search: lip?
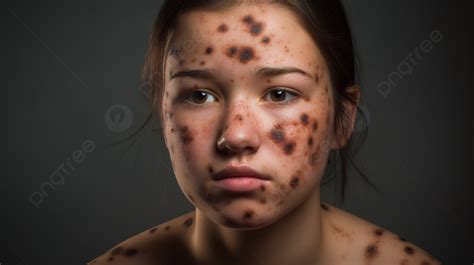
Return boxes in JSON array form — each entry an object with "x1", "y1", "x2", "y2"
[{"x1": 211, "y1": 165, "x2": 271, "y2": 192}]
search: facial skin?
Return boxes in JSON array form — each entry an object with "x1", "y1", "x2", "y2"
[{"x1": 162, "y1": 4, "x2": 338, "y2": 230}]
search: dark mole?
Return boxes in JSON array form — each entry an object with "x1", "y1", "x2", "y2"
[
  {"x1": 111, "y1": 246, "x2": 123, "y2": 255},
  {"x1": 183, "y1": 217, "x2": 193, "y2": 227},
  {"x1": 365, "y1": 244, "x2": 378, "y2": 259},
  {"x1": 260, "y1": 185, "x2": 266, "y2": 191},
  {"x1": 300, "y1": 114, "x2": 309, "y2": 125},
  {"x1": 312, "y1": 121, "x2": 318, "y2": 132},
  {"x1": 308, "y1": 137, "x2": 313, "y2": 146},
  {"x1": 205, "y1": 47, "x2": 213, "y2": 54},
  {"x1": 226, "y1": 46, "x2": 238, "y2": 58},
  {"x1": 261, "y1": 36, "x2": 270, "y2": 44},
  {"x1": 179, "y1": 126, "x2": 193, "y2": 144},
  {"x1": 243, "y1": 210, "x2": 254, "y2": 220},
  {"x1": 208, "y1": 165, "x2": 214, "y2": 173},
  {"x1": 239, "y1": 47, "x2": 255, "y2": 63},
  {"x1": 321, "y1": 203, "x2": 329, "y2": 211},
  {"x1": 149, "y1": 227, "x2": 157, "y2": 233},
  {"x1": 270, "y1": 129, "x2": 285, "y2": 143},
  {"x1": 124, "y1": 248, "x2": 138, "y2": 257},
  {"x1": 290, "y1": 176, "x2": 300, "y2": 188},
  {"x1": 284, "y1": 142, "x2": 296, "y2": 155},
  {"x1": 404, "y1": 246, "x2": 415, "y2": 255},
  {"x1": 236, "y1": 114, "x2": 244, "y2": 121},
  {"x1": 200, "y1": 61, "x2": 206, "y2": 66},
  {"x1": 243, "y1": 15, "x2": 254, "y2": 24},
  {"x1": 217, "y1": 24, "x2": 228, "y2": 33},
  {"x1": 250, "y1": 23, "x2": 263, "y2": 36},
  {"x1": 374, "y1": 229, "x2": 384, "y2": 236},
  {"x1": 165, "y1": 225, "x2": 170, "y2": 231}
]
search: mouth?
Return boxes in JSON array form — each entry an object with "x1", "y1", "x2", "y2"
[{"x1": 211, "y1": 165, "x2": 271, "y2": 193}]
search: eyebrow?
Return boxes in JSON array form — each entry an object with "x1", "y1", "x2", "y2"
[{"x1": 169, "y1": 66, "x2": 312, "y2": 81}]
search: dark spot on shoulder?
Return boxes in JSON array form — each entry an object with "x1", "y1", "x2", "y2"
[
  {"x1": 404, "y1": 246, "x2": 415, "y2": 255},
  {"x1": 321, "y1": 203, "x2": 329, "y2": 211},
  {"x1": 183, "y1": 217, "x2": 193, "y2": 227},
  {"x1": 217, "y1": 24, "x2": 228, "y2": 33},
  {"x1": 205, "y1": 47, "x2": 213, "y2": 54},
  {"x1": 111, "y1": 246, "x2": 123, "y2": 255},
  {"x1": 239, "y1": 47, "x2": 255, "y2": 63},
  {"x1": 300, "y1": 113, "x2": 309, "y2": 125},
  {"x1": 149, "y1": 227, "x2": 157, "y2": 233},
  {"x1": 124, "y1": 248, "x2": 138, "y2": 257},
  {"x1": 290, "y1": 175, "x2": 300, "y2": 188},
  {"x1": 374, "y1": 228, "x2": 384, "y2": 236},
  {"x1": 243, "y1": 210, "x2": 254, "y2": 220},
  {"x1": 365, "y1": 244, "x2": 378, "y2": 259}
]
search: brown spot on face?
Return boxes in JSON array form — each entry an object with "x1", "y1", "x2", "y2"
[
  {"x1": 111, "y1": 246, "x2": 123, "y2": 255},
  {"x1": 149, "y1": 227, "x2": 157, "y2": 233},
  {"x1": 289, "y1": 175, "x2": 300, "y2": 188},
  {"x1": 308, "y1": 137, "x2": 313, "y2": 146},
  {"x1": 243, "y1": 210, "x2": 254, "y2": 220},
  {"x1": 365, "y1": 244, "x2": 378, "y2": 259},
  {"x1": 230, "y1": 79, "x2": 234, "y2": 83},
  {"x1": 315, "y1": 73, "x2": 320, "y2": 84},
  {"x1": 200, "y1": 61, "x2": 206, "y2": 66},
  {"x1": 242, "y1": 15, "x2": 254, "y2": 24},
  {"x1": 374, "y1": 228, "x2": 384, "y2": 236},
  {"x1": 239, "y1": 47, "x2": 255, "y2": 63},
  {"x1": 205, "y1": 47, "x2": 213, "y2": 54},
  {"x1": 404, "y1": 246, "x2": 415, "y2": 255},
  {"x1": 266, "y1": 79, "x2": 272, "y2": 83},
  {"x1": 179, "y1": 126, "x2": 193, "y2": 144},
  {"x1": 321, "y1": 203, "x2": 329, "y2": 211},
  {"x1": 270, "y1": 129, "x2": 285, "y2": 143},
  {"x1": 235, "y1": 114, "x2": 244, "y2": 121},
  {"x1": 324, "y1": 85, "x2": 329, "y2": 93},
  {"x1": 124, "y1": 248, "x2": 138, "y2": 257},
  {"x1": 260, "y1": 185, "x2": 266, "y2": 191},
  {"x1": 217, "y1": 24, "x2": 228, "y2": 33},
  {"x1": 300, "y1": 114, "x2": 309, "y2": 125},
  {"x1": 183, "y1": 217, "x2": 193, "y2": 227},
  {"x1": 250, "y1": 22, "x2": 263, "y2": 36},
  {"x1": 261, "y1": 36, "x2": 270, "y2": 44},
  {"x1": 312, "y1": 121, "x2": 318, "y2": 132},
  {"x1": 226, "y1": 46, "x2": 238, "y2": 58},
  {"x1": 284, "y1": 142, "x2": 295, "y2": 155},
  {"x1": 208, "y1": 165, "x2": 214, "y2": 173},
  {"x1": 259, "y1": 198, "x2": 267, "y2": 204}
]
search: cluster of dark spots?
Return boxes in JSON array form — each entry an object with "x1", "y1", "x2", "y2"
[
  {"x1": 205, "y1": 47, "x2": 214, "y2": 55},
  {"x1": 111, "y1": 246, "x2": 123, "y2": 255},
  {"x1": 242, "y1": 15, "x2": 264, "y2": 37},
  {"x1": 300, "y1": 113, "x2": 309, "y2": 125},
  {"x1": 269, "y1": 125, "x2": 297, "y2": 155},
  {"x1": 365, "y1": 244, "x2": 378, "y2": 259},
  {"x1": 183, "y1": 217, "x2": 193, "y2": 227},
  {"x1": 308, "y1": 137, "x2": 313, "y2": 146},
  {"x1": 242, "y1": 15, "x2": 254, "y2": 24},
  {"x1": 404, "y1": 246, "x2": 415, "y2": 255},
  {"x1": 217, "y1": 24, "x2": 229, "y2": 33},
  {"x1": 374, "y1": 228, "x2": 384, "y2": 236},
  {"x1": 179, "y1": 126, "x2": 193, "y2": 144},
  {"x1": 243, "y1": 210, "x2": 254, "y2": 220},
  {"x1": 261, "y1": 36, "x2": 270, "y2": 44},
  {"x1": 124, "y1": 248, "x2": 138, "y2": 257},
  {"x1": 321, "y1": 203, "x2": 329, "y2": 211},
  {"x1": 270, "y1": 128, "x2": 285, "y2": 143},
  {"x1": 208, "y1": 165, "x2": 214, "y2": 173},
  {"x1": 289, "y1": 175, "x2": 300, "y2": 189},
  {"x1": 149, "y1": 227, "x2": 157, "y2": 233}
]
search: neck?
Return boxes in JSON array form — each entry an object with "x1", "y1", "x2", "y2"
[{"x1": 190, "y1": 189, "x2": 328, "y2": 265}]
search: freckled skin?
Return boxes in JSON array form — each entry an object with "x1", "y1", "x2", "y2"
[
  {"x1": 300, "y1": 113, "x2": 309, "y2": 125},
  {"x1": 365, "y1": 244, "x2": 378, "y2": 259}
]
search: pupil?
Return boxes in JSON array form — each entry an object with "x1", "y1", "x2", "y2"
[
  {"x1": 192, "y1": 91, "x2": 207, "y2": 103},
  {"x1": 271, "y1": 90, "x2": 285, "y2": 101}
]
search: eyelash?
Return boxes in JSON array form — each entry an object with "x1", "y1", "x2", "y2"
[{"x1": 181, "y1": 87, "x2": 299, "y2": 105}]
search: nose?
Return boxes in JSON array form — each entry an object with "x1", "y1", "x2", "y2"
[{"x1": 216, "y1": 100, "x2": 261, "y2": 156}]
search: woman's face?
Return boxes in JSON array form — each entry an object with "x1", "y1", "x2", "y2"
[{"x1": 162, "y1": 4, "x2": 337, "y2": 229}]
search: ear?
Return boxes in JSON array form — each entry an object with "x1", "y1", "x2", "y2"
[{"x1": 330, "y1": 85, "x2": 361, "y2": 150}]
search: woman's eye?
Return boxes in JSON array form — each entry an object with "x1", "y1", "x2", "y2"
[
  {"x1": 264, "y1": 88, "x2": 297, "y2": 103},
  {"x1": 185, "y1": 90, "x2": 217, "y2": 105}
]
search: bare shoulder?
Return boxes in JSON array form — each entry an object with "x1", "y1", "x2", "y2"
[
  {"x1": 321, "y1": 203, "x2": 442, "y2": 265},
  {"x1": 87, "y1": 211, "x2": 196, "y2": 265}
]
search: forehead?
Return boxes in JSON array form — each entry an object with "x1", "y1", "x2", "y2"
[{"x1": 167, "y1": 4, "x2": 324, "y2": 72}]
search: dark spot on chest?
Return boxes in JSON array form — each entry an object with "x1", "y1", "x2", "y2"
[
  {"x1": 124, "y1": 248, "x2": 138, "y2": 257},
  {"x1": 321, "y1": 203, "x2": 329, "y2": 211},
  {"x1": 365, "y1": 244, "x2": 378, "y2": 259},
  {"x1": 243, "y1": 210, "x2": 254, "y2": 220},
  {"x1": 300, "y1": 114, "x2": 309, "y2": 125},
  {"x1": 205, "y1": 47, "x2": 213, "y2": 54},
  {"x1": 217, "y1": 24, "x2": 228, "y2": 33},
  {"x1": 374, "y1": 228, "x2": 384, "y2": 236},
  {"x1": 183, "y1": 217, "x2": 193, "y2": 227},
  {"x1": 111, "y1": 246, "x2": 123, "y2": 255},
  {"x1": 289, "y1": 175, "x2": 300, "y2": 188},
  {"x1": 404, "y1": 246, "x2": 415, "y2": 255}
]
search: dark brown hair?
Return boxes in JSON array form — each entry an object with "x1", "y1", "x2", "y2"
[{"x1": 131, "y1": 0, "x2": 376, "y2": 204}]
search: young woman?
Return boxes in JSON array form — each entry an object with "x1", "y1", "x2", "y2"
[{"x1": 90, "y1": 1, "x2": 441, "y2": 264}]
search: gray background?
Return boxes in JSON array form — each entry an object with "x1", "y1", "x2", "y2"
[{"x1": 3, "y1": 0, "x2": 473, "y2": 264}]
